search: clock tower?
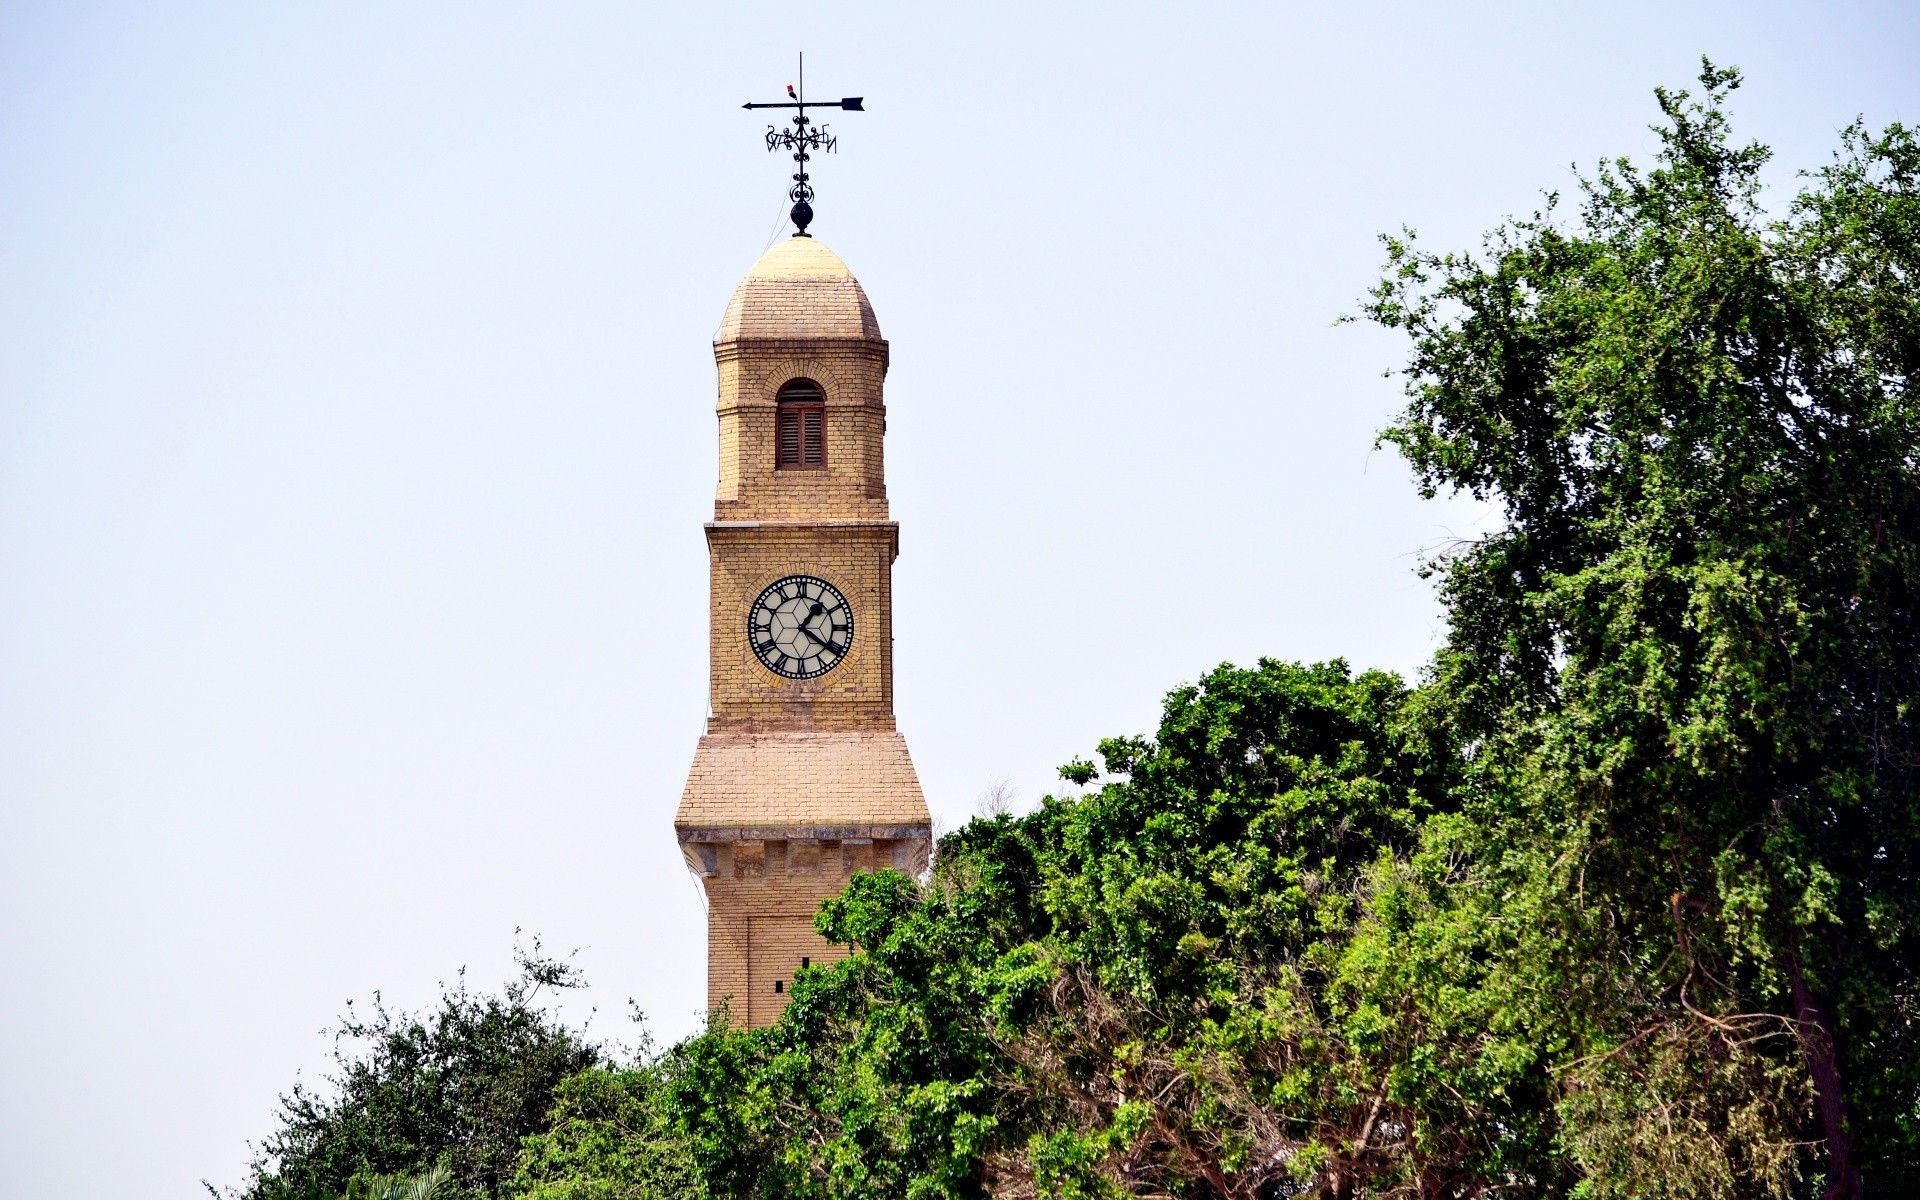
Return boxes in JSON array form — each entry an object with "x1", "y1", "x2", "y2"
[{"x1": 674, "y1": 234, "x2": 931, "y2": 1027}]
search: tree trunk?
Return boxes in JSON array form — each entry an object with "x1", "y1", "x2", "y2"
[{"x1": 1786, "y1": 953, "x2": 1861, "y2": 1200}]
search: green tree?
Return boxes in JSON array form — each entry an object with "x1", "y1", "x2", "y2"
[
  {"x1": 349, "y1": 1163, "x2": 458, "y2": 1200},
  {"x1": 1366, "y1": 62, "x2": 1920, "y2": 1198},
  {"x1": 509, "y1": 1060, "x2": 695, "y2": 1200},
  {"x1": 981, "y1": 659, "x2": 1540, "y2": 1197},
  {"x1": 238, "y1": 941, "x2": 603, "y2": 1200},
  {"x1": 551, "y1": 660, "x2": 1561, "y2": 1198}
]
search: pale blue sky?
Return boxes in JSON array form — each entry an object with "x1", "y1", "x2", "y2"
[{"x1": 2, "y1": 2, "x2": 1915, "y2": 1195}]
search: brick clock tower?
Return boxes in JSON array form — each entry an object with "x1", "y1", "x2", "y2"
[{"x1": 674, "y1": 234, "x2": 931, "y2": 1027}]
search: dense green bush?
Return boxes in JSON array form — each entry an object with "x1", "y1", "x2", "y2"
[
  {"x1": 515, "y1": 659, "x2": 1557, "y2": 1198},
  {"x1": 237, "y1": 943, "x2": 602, "y2": 1200}
]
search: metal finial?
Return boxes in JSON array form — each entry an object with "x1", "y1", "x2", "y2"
[{"x1": 742, "y1": 53, "x2": 864, "y2": 237}]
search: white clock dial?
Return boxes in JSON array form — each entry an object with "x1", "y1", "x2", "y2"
[{"x1": 748, "y1": 575, "x2": 853, "y2": 679}]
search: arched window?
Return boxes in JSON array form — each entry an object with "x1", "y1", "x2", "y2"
[{"x1": 775, "y1": 380, "x2": 826, "y2": 469}]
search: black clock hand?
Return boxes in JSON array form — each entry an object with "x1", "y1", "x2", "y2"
[
  {"x1": 799, "y1": 602, "x2": 840, "y2": 641},
  {"x1": 797, "y1": 622, "x2": 843, "y2": 652}
]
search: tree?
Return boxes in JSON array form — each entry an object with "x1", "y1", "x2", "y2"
[
  {"x1": 541, "y1": 660, "x2": 1565, "y2": 1198},
  {"x1": 509, "y1": 1061, "x2": 695, "y2": 1200},
  {"x1": 1366, "y1": 61, "x2": 1920, "y2": 1197},
  {"x1": 348, "y1": 1164, "x2": 457, "y2": 1200},
  {"x1": 237, "y1": 941, "x2": 604, "y2": 1200}
]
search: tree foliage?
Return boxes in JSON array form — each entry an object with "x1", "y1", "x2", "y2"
[
  {"x1": 520, "y1": 661, "x2": 1563, "y2": 1198},
  {"x1": 1366, "y1": 61, "x2": 1919, "y2": 1197},
  {"x1": 510, "y1": 1063, "x2": 695, "y2": 1200},
  {"x1": 238, "y1": 942, "x2": 603, "y2": 1200}
]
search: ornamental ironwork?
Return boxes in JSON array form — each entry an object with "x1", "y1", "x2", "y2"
[{"x1": 742, "y1": 53, "x2": 863, "y2": 237}]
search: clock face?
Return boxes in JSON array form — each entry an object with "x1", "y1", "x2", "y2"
[{"x1": 748, "y1": 575, "x2": 854, "y2": 679}]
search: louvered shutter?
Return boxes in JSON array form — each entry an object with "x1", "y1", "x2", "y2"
[
  {"x1": 801, "y1": 409, "x2": 824, "y2": 466},
  {"x1": 777, "y1": 409, "x2": 802, "y2": 467},
  {"x1": 774, "y1": 380, "x2": 826, "y2": 470}
]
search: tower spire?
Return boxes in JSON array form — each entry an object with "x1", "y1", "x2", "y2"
[{"x1": 742, "y1": 53, "x2": 864, "y2": 237}]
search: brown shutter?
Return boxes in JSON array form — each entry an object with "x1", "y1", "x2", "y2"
[
  {"x1": 801, "y1": 409, "x2": 824, "y2": 466},
  {"x1": 777, "y1": 409, "x2": 801, "y2": 467},
  {"x1": 774, "y1": 380, "x2": 826, "y2": 471}
]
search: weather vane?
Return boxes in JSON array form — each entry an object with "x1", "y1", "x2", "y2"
[{"x1": 743, "y1": 53, "x2": 863, "y2": 237}]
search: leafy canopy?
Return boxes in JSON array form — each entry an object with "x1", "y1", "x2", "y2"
[
  {"x1": 1367, "y1": 60, "x2": 1920, "y2": 1196},
  {"x1": 238, "y1": 941, "x2": 603, "y2": 1200}
]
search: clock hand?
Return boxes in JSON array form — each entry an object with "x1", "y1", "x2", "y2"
[
  {"x1": 797, "y1": 622, "x2": 843, "y2": 652},
  {"x1": 798, "y1": 601, "x2": 839, "y2": 641}
]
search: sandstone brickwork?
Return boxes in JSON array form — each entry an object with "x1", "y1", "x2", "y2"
[{"x1": 675, "y1": 236, "x2": 931, "y2": 1025}]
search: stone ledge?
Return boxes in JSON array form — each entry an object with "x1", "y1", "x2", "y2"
[
  {"x1": 677, "y1": 824, "x2": 932, "y2": 843},
  {"x1": 705, "y1": 520, "x2": 899, "y2": 531}
]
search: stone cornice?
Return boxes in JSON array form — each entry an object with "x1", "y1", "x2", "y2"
[
  {"x1": 675, "y1": 825, "x2": 932, "y2": 843},
  {"x1": 713, "y1": 337, "x2": 890, "y2": 372}
]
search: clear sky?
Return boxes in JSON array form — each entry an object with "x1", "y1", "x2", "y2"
[{"x1": 1, "y1": 2, "x2": 1914, "y2": 1195}]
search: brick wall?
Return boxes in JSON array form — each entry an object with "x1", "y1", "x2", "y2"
[
  {"x1": 704, "y1": 523, "x2": 897, "y2": 731},
  {"x1": 697, "y1": 836, "x2": 928, "y2": 1024},
  {"x1": 714, "y1": 340, "x2": 891, "y2": 523}
]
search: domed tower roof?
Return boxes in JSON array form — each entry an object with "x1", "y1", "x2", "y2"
[{"x1": 717, "y1": 237, "x2": 882, "y2": 342}]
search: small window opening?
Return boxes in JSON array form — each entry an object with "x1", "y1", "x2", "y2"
[
  {"x1": 773, "y1": 980, "x2": 784, "y2": 994},
  {"x1": 776, "y1": 380, "x2": 826, "y2": 469},
  {"x1": 801, "y1": 957, "x2": 811, "y2": 969}
]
